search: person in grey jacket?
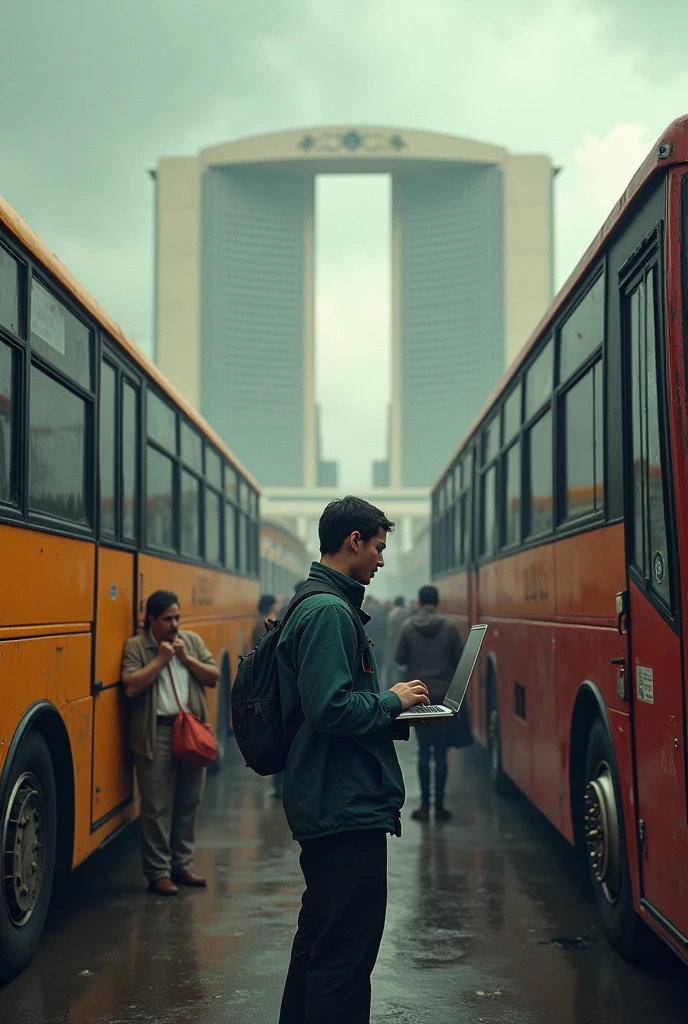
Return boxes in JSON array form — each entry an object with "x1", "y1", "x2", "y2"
[{"x1": 394, "y1": 585, "x2": 463, "y2": 821}]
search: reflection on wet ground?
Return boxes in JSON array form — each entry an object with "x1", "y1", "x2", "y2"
[{"x1": 2, "y1": 740, "x2": 687, "y2": 1022}]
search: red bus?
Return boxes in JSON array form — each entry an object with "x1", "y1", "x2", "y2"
[{"x1": 432, "y1": 114, "x2": 688, "y2": 962}]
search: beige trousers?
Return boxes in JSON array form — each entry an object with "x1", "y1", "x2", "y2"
[{"x1": 133, "y1": 723, "x2": 206, "y2": 882}]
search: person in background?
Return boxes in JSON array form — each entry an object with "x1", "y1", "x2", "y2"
[
  {"x1": 278, "y1": 579, "x2": 309, "y2": 620},
  {"x1": 253, "y1": 594, "x2": 277, "y2": 649},
  {"x1": 121, "y1": 590, "x2": 219, "y2": 895},
  {"x1": 385, "y1": 596, "x2": 410, "y2": 688},
  {"x1": 394, "y1": 585, "x2": 463, "y2": 822}
]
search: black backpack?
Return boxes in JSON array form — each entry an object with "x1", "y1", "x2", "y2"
[{"x1": 231, "y1": 581, "x2": 369, "y2": 775}]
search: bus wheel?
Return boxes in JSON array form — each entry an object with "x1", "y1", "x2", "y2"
[
  {"x1": 0, "y1": 730, "x2": 57, "y2": 983},
  {"x1": 583, "y1": 719, "x2": 649, "y2": 960},
  {"x1": 487, "y1": 691, "x2": 511, "y2": 797},
  {"x1": 209, "y1": 669, "x2": 230, "y2": 775}
]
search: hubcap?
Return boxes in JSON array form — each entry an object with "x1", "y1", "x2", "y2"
[
  {"x1": 584, "y1": 761, "x2": 621, "y2": 904},
  {"x1": 2, "y1": 773, "x2": 45, "y2": 925}
]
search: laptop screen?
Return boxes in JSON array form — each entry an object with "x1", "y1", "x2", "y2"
[{"x1": 443, "y1": 624, "x2": 488, "y2": 711}]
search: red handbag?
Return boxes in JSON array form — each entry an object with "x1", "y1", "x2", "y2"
[{"x1": 167, "y1": 665, "x2": 218, "y2": 768}]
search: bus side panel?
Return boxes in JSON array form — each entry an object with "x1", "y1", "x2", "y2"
[
  {"x1": 0, "y1": 526, "x2": 94, "y2": 628},
  {"x1": 553, "y1": 525, "x2": 625, "y2": 623},
  {"x1": 0, "y1": 634, "x2": 94, "y2": 864}
]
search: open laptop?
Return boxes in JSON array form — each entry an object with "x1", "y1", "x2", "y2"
[{"x1": 396, "y1": 623, "x2": 488, "y2": 722}]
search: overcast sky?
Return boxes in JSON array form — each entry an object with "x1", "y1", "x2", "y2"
[{"x1": 2, "y1": 1, "x2": 687, "y2": 487}]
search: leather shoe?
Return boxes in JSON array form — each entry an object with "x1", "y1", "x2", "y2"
[
  {"x1": 171, "y1": 869, "x2": 207, "y2": 887},
  {"x1": 148, "y1": 877, "x2": 178, "y2": 896},
  {"x1": 411, "y1": 806, "x2": 429, "y2": 822}
]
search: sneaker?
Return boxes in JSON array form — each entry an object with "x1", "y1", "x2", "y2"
[
  {"x1": 435, "y1": 806, "x2": 452, "y2": 822},
  {"x1": 411, "y1": 806, "x2": 430, "y2": 822}
]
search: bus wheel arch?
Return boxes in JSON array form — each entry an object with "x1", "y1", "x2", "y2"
[
  {"x1": 0, "y1": 703, "x2": 72, "y2": 983},
  {"x1": 485, "y1": 656, "x2": 511, "y2": 795},
  {"x1": 569, "y1": 684, "x2": 652, "y2": 960}
]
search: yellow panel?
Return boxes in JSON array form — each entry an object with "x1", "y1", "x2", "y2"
[
  {"x1": 92, "y1": 687, "x2": 132, "y2": 824},
  {"x1": 95, "y1": 548, "x2": 135, "y2": 687},
  {"x1": 0, "y1": 525, "x2": 94, "y2": 627}
]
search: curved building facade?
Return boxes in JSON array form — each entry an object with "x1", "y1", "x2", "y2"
[{"x1": 154, "y1": 126, "x2": 553, "y2": 489}]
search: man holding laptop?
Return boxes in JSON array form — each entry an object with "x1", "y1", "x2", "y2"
[{"x1": 277, "y1": 498, "x2": 485, "y2": 1024}]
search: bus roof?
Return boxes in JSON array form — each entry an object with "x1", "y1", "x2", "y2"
[
  {"x1": 433, "y1": 113, "x2": 688, "y2": 492},
  {"x1": 0, "y1": 194, "x2": 260, "y2": 493}
]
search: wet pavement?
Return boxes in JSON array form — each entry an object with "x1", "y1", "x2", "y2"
[{"x1": 2, "y1": 739, "x2": 687, "y2": 1023}]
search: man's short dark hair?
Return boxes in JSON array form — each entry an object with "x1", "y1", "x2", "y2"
[
  {"x1": 418, "y1": 585, "x2": 439, "y2": 606},
  {"x1": 144, "y1": 590, "x2": 179, "y2": 630},
  {"x1": 394, "y1": 596, "x2": 405, "y2": 607},
  {"x1": 318, "y1": 496, "x2": 395, "y2": 556},
  {"x1": 258, "y1": 594, "x2": 276, "y2": 615}
]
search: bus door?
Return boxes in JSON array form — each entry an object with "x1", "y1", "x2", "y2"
[
  {"x1": 621, "y1": 245, "x2": 688, "y2": 937},
  {"x1": 91, "y1": 362, "x2": 140, "y2": 828}
]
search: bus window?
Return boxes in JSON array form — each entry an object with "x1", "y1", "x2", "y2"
[
  {"x1": 147, "y1": 390, "x2": 176, "y2": 450},
  {"x1": 122, "y1": 381, "x2": 138, "y2": 542},
  {"x1": 0, "y1": 246, "x2": 20, "y2": 336},
  {"x1": 563, "y1": 362, "x2": 604, "y2": 520},
  {"x1": 206, "y1": 446, "x2": 222, "y2": 490},
  {"x1": 559, "y1": 273, "x2": 604, "y2": 381},
  {"x1": 0, "y1": 341, "x2": 15, "y2": 503},
  {"x1": 146, "y1": 446, "x2": 175, "y2": 550},
  {"x1": 525, "y1": 340, "x2": 553, "y2": 419},
  {"x1": 181, "y1": 421, "x2": 203, "y2": 472},
  {"x1": 480, "y1": 464, "x2": 497, "y2": 557},
  {"x1": 504, "y1": 440, "x2": 521, "y2": 547},
  {"x1": 180, "y1": 469, "x2": 201, "y2": 558},
  {"x1": 99, "y1": 361, "x2": 116, "y2": 537},
  {"x1": 225, "y1": 500, "x2": 237, "y2": 570},
  {"x1": 30, "y1": 279, "x2": 92, "y2": 389},
  {"x1": 482, "y1": 418, "x2": 499, "y2": 465},
  {"x1": 503, "y1": 383, "x2": 521, "y2": 445},
  {"x1": 205, "y1": 488, "x2": 222, "y2": 564},
  {"x1": 29, "y1": 365, "x2": 87, "y2": 523},
  {"x1": 629, "y1": 269, "x2": 672, "y2": 609},
  {"x1": 526, "y1": 410, "x2": 553, "y2": 537}
]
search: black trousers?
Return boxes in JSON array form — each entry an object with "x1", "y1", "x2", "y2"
[{"x1": 279, "y1": 829, "x2": 388, "y2": 1024}]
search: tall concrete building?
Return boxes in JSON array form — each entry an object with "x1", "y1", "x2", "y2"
[{"x1": 154, "y1": 126, "x2": 553, "y2": 490}]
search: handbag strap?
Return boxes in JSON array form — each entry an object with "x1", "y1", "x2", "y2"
[{"x1": 166, "y1": 663, "x2": 186, "y2": 714}]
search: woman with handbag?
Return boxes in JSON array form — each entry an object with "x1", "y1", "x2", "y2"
[{"x1": 121, "y1": 590, "x2": 220, "y2": 895}]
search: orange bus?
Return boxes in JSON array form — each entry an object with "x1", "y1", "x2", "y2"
[
  {"x1": 0, "y1": 196, "x2": 260, "y2": 981},
  {"x1": 432, "y1": 114, "x2": 688, "y2": 963}
]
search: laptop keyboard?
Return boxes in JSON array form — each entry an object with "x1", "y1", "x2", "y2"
[{"x1": 404, "y1": 705, "x2": 448, "y2": 714}]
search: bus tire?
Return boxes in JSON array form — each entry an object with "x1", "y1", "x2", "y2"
[
  {"x1": 487, "y1": 683, "x2": 512, "y2": 797},
  {"x1": 0, "y1": 730, "x2": 57, "y2": 984},
  {"x1": 209, "y1": 664, "x2": 230, "y2": 775},
  {"x1": 583, "y1": 718, "x2": 652, "y2": 960}
]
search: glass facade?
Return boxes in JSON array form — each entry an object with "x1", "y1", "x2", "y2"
[
  {"x1": 394, "y1": 165, "x2": 505, "y2": 486},
  {"x1": 200, "y1": 167, "x2": 311, "y2": 486}
]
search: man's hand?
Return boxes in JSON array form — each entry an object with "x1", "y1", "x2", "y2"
[
  {"x1": 158, "y1": 641, "x2": 175, "y2": 664},
  {"x1": 390, "y1": 680, "x2": 430, "y2": 712},
  {"x1": 172, "y1": 637, "x2": 187, "y2": 663}
]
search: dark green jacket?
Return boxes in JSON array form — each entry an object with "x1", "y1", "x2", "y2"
[{"x1": 277, "y1": 562, "x2": 405, "y2": 841}]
